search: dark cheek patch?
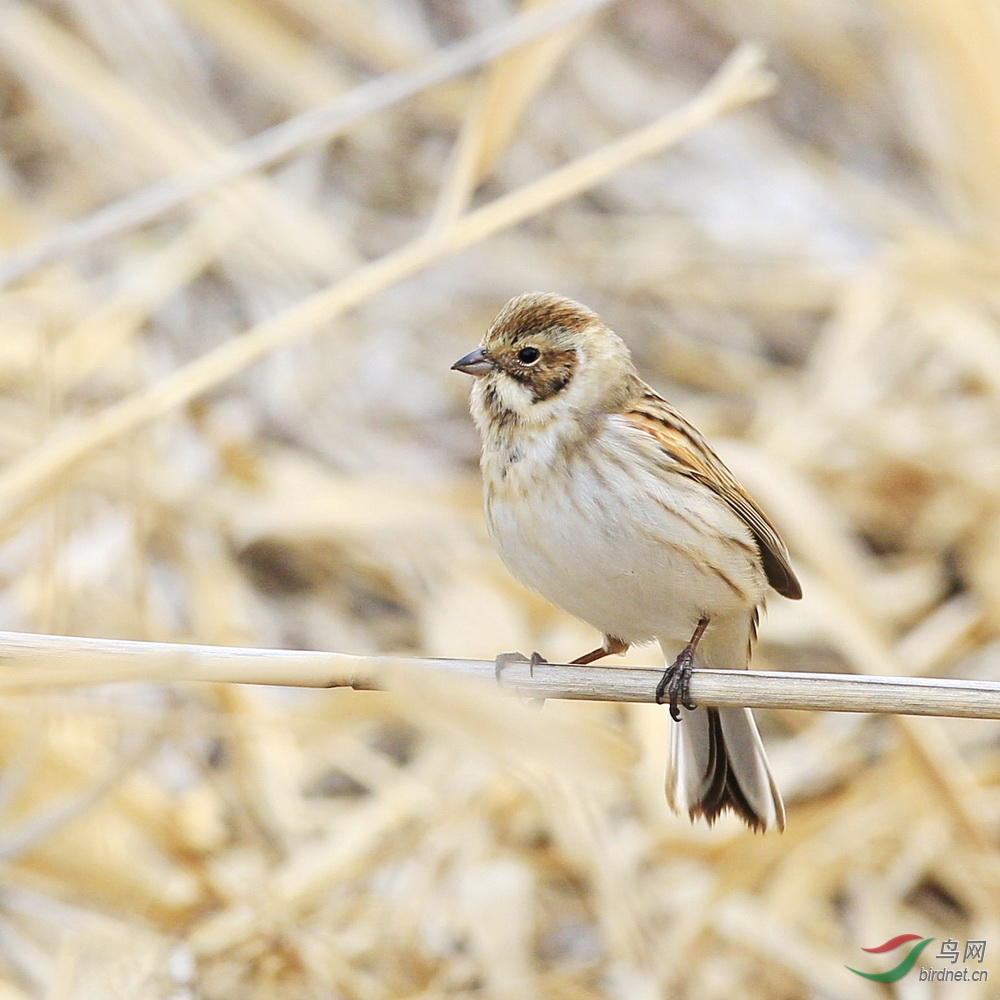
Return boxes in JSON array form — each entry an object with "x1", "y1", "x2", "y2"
[
  {"x1": 528, "y1": 349, "x2": 577, "y2": 402},
  {"x1": 499, "y1": 348, "x2": 577, "y2": 402}
]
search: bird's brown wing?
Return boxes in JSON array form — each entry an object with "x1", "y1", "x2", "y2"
[{"x1": 619, "y1": 389, "x2": 802, "y2": 600}]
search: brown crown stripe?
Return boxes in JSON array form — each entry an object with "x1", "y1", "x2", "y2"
[{"x1": 491, "y1": 300, "x2": 596, "y2": 344}]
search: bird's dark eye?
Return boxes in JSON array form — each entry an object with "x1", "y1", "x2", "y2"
[{"x1": 517, "y1": 346, "x2": 541, "y2": 365}]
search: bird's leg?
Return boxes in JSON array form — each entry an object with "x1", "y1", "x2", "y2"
[
  {"x1": 571, "y1": 647, "x2": 607, "y2": 665},
  {"x1": 571, "y1": 635, "x2": 629, "y2": 665},
  {"x1": 655, "y1": 617, "x2": 710, "y2": 722}
]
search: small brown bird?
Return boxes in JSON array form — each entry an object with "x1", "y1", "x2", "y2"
[{"x1": 453, "y1": 292, "x2": 801, "y2": 832}]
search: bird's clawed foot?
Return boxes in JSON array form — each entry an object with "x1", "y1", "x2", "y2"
[
  {"x1": 494, "y1": 651, "x2": 547, "y2": 708},
  {"x1": 494, "y1": 650, "x2": 547, "y2": 682},
  {"x1": 654, "y1": 650, "x2": 697, "y2": 722},
  {"x1": 655, "y1": 617, "x2": 710, "y2": 722}
]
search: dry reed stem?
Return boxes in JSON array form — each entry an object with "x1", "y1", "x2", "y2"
[
  {"x1": 0, "y1": 630, "x2": 997, "y2": 719},
  {"x1": 0, "y1": 2, "x2": 355, "y2": 280},
  {"x1": 0, "y1": 0, "x2": 618, "y2": 288},
  {"x1": 428, "y1": 0, "x2": 595, "y2": 231},
  {"x1": 0, "y1": 734, "x2": 155, "y2": 863},
  {"x1": 171, "y1": 0, "x2": 354, "y2": 108},
  {"x1": 0, "y1": 42, "x2": 774, "y2": 530},
  {"x1": 889, "y1": 0, "x2": 1000, "y2": 240}
]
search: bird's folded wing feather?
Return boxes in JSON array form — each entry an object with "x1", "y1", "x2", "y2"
[{"x1": 615, "y1": 393, "x2": 802, "y2": 600}]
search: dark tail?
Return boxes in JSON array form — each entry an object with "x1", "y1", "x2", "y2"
[{"x1": 666, "y1": 705, "x2": 785, "y2": 833}]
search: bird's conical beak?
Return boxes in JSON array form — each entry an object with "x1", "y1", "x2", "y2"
[{"x1": 451, "y1": 346, "x2": 494, "y2": 376}]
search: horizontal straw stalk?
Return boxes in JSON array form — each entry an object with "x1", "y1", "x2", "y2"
[{"x1": 1, "y1": 630, "x2": 997, "y2": 719}]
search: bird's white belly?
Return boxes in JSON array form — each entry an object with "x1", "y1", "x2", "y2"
[{"x1": 485, "y1": 445, "x2": 766, "y2": 645}]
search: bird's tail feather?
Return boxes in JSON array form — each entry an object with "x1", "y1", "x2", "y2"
[{"x1": 665, "y1": 703, "x2": 785, "y2": 833}]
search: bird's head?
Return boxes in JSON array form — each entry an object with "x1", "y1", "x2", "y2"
[{"x1": 452, "y1": 292, "x2": 636, "y2": 430}]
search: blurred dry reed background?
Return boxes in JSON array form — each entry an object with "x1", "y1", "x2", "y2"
[{"x1": 1, "y1": 0, "x2": 1000, "y2": 997}]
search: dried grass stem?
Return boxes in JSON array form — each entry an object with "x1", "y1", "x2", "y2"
[
  {"x1": 0, "y1": 0, "x2": 618, "y2": 287},
  {"x1": 1, "y1": 630, "x2": 997, "y2": 719}
]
